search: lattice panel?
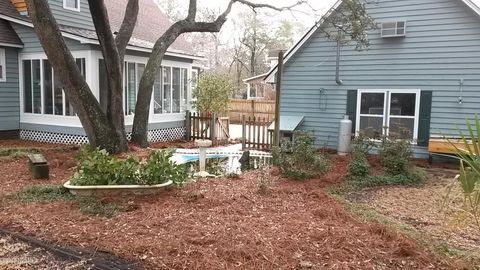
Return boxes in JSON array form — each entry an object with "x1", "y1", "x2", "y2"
[
  {"x1": 20, "y1": 127, "x2": 185, "y2": 145},
  {"x1": 148, "y1": 127, "x2": 186, "y2": 143},
  {"x1": 20, "y1": 130, "x2": 89, "y2": 145}
]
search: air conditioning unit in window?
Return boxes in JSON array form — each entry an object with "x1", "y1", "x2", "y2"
[{"x1": 381, "y1": 21, "x2": 407, "y2": 38}]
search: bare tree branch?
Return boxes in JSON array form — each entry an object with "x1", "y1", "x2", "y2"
[
  {"x1": 115, "y1": 0, "x2": 139, "y2": 61},
  {"x1": 187, "y1": 0, "x2": 197, "y2": 21}
]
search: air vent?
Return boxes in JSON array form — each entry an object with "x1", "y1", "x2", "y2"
[
  {"x1": 10, "y1": 0, "x2": 28, "y2": 15},
  {"x1": 381, "y1": 21, "x2": 406, "y2": 38}
]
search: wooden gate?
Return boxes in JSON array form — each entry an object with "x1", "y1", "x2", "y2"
[
  {"x1": 185, "y1": 111, "x2": 230, "y2": 146},
  {"x1": 241, "y1": 116, "x2": 272, "y2": 151}
]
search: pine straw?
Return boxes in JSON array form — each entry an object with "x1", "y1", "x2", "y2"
[{"x1": 0, "y1": 144, "x2": 460, "y2": 269}]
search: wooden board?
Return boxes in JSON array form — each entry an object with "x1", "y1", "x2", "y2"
[{"x1": 428, "y1": 139, "x2": 475, "y2": 154}]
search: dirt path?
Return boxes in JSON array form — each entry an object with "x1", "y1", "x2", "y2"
[{"x1": 0, "y1": 142, "x2": 463, "y2": 269}]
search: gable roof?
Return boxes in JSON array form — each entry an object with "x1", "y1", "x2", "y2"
[
  {"x1": 0, "y1": 19, "x2": 22, "y2": 47},
  {"x1": 0, "y1": 0, "x2": 199, "y2": 58},
  {"x1": 265, "y1": 0, "x2": 480, "y2": 82}
]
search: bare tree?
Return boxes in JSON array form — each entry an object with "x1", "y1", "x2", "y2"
[{"x1": 26, "y1": 0, "x2": 374, "y2": 151}]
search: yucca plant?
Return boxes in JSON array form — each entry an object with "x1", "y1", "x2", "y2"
[{"x1": 448, "y1": 114, "x2": 480, "y2": 229}]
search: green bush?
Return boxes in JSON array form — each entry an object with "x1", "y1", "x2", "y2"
[
  {"x1": 272, "y1": 131, "x2": 329, "y2": 180},
  {"x1": 193, "y1": 73, "x2": 234, "y2": 114},
  {"x1": 348, "y1": 135, "x2": 373, "y2": 179},
  {"x1": 70, "y1": 148, "x2": 188, "y2": 186},
  {"x1": 379, "y1": 138, "x2": 412, "y2": 175},
  {"x1": 347, "y1": 134, "x2": 425, "y2": 187}
]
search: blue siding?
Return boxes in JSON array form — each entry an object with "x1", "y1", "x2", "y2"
[
  {"x1": 0, "y1": 47, "x2": 19, "y2": 131},
  {"x1": 281, "y1": 0, "x2": 480, "y2": 157},
  {"x1": 10, "y1": 23, "x2": 91, "y2": 53},
  {"x1": 49, "y1": 0, "x2": 95, "y2": 31}
]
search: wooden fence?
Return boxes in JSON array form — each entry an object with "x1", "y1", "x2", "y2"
[
  {"x1": 185, "y1": 111, "x2": 230, "y2": 146},
  {"x1": 241, "y1": 116, "x2": 272, "y2": 151},
  {"x1": 227, "y1": 99, "x2": 275, "y2": 124}
]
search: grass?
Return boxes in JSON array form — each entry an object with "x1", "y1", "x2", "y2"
[
  {"x1": 327, "y1": 184, "x2": 480, "y2": 267},
  {"x1": 14, "y1": 184, "x2": 121, "y2": 217},
  {"x1": 0, "y1": 148, "x2": 41, "y2": 158}
]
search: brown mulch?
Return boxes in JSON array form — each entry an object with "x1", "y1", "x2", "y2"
[
  {"x1": 0, "y1": 141, "x2": 464, "y2": 269},
  {"x1": 348, "y1": 168, "x2": 480, "y2": 263}
]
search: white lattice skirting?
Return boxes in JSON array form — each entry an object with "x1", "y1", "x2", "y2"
[{"x1": 20, "y1": 127, "x2": 186, "y2": 145}]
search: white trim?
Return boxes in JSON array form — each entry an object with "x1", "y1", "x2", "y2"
[
  {"x1": 264, "y1": 0, "x2": 480, "y2": 83},
  {"x1": 0, "y1": 42, "x2": 23, "y2": 48},
  {"x1": 355, "y1": 89, "x2": 421, "y2": 141},
  {"x1": 0, "y1": 48, "x2": 6, "y2": 82},
  {"x1": 63, "y1": 0, "x2": 81, "y2": 12}
]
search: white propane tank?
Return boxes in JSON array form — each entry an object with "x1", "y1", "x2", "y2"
[{"x1": 337, "y1": 115, "x2": 352, "y2": 155}]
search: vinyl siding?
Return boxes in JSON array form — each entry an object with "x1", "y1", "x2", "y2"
[
  {"x1": 49, "y1": 0, "x2": 95, "y2": 31},
  {"x1": 281, "y1": 0, "x2": 480, "y2": 158},
  {"x1": 10, "y1": 23, "x2": 91, "y2": 53},
  {"x1": 0, "y1": 47, "x2": 20, "y2": 131}
]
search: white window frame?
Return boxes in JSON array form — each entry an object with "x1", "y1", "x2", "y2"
[
  {"x1": 63, "y1": 0, "x2": 80, "y2": 12},
  {"x1": 0, "y1": 49, "x2": 6, "y2": 82},
  {"x1": 381, "y1": 21, "x2": 407, "y2": 38},
  {"x1": 355, "y1": 89, "x2": 421, "y2": 141}
]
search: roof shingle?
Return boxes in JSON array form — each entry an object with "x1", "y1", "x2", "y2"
[{"x1": 0, "y1": 19, "x2": 22, "y2": 46}]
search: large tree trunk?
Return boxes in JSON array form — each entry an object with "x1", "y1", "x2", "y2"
[
  {"x1": 26, "y1": 0, "x2": 124, "y2": 153},
  {"x1": 87, "y1": 0, "x2": 139, "y2": 152}
]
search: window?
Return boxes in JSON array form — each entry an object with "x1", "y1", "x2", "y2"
[
  {"x1": 381, "y1": 21, "x2": 406, "y2": 38},
  {"x1": 153, "y1": 66, "x2": 189, "y2": 114},
  {"x1": 356, "y1": 90, "x2": 420, "y2": 140},
  {"x1": 63, "y1": 0, "x2": 80, "y2": 11},
  {"x1": 23, "y1": 58, "x2": 85, "y2": 115},
  {"x1": 0, "y1": 49, "x2": 6, "y2": 82}
]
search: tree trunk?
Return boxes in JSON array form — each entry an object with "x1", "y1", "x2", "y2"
[{"x1": 26, "y1": 0, "x2": 124, "y2": 153}]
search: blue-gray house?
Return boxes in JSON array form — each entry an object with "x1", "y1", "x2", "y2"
[
  {"x1": 266, "y1": 0, "x2": 480, "y2": 158},
  {"x1": 0, "y1": 0, "x2": 201, "y2": 144}
]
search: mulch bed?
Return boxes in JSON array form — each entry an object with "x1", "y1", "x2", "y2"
[
  {"x1": 0, "y1": 140, "x2": 463, "y2": 269},
  {"x1": 348, "y1": 168, "x2": 480, "y2": 264}
]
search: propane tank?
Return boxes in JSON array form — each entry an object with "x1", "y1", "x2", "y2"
[{"x1": 337, "y1": 115, "x2": 352, "y2": 155}]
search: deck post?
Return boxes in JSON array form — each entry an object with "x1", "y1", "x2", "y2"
[
  {"x1": 210, "y1": 113, "x2": 217, "y2": 146},
  {"x1": 273, "y1": 50, "x2": 284, "y2": 148},
  {"x1": 185, "y1": 110, "x2": 191, "y2": 140},
  {"x1": 242, "y1": 115, "x2": 246, "y2": 150}
]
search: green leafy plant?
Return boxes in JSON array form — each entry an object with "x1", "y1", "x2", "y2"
[
  {"x1": 193, "y1": 73, "x2": 234, "y2": 114},
  {"x1": 70, "y1": 148, "x2": 188, "y2": 186},
  {"x1": 347, "y1": 133, "x2": 426, "y2": 187},
  {"x1": 141, "y1": 150, "x2": 189, "y2": 186},
  {"x1": 272, "y1": 131, "x2": 329, "y2": 180},
  {"x1": 348, "y1": 134, "x2": 373, "y2": 179},
  {"x1": 447, "y1": 114, "x2": 480, "y2": 229},
  {"x1": 379, "y1": 138, "x2": 412, "y2": 175}
]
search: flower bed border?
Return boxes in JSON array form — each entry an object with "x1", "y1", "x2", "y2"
[{"x1": 63, "y1": 180, "x2": 173, "y2": 196}]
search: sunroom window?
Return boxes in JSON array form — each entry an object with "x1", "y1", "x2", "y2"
[
  {"x1": 23, "y1": 58, "x2": 85, "y2": 115},
  {"x1": 153, "y1": 66, "x2": 189, "y2": 114},
  {"x1": 357, "y1": 90, "x2": 419, "y2": 140}
]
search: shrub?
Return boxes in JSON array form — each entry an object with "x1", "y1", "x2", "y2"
[
  {"x1": 141, "y1": 150, "x2": 189, "y2": 186},
  {"x1": 348, "y1": 135, "x2": 373, "y2": 179},
  {"x1": 272, "y1": 131, "x2": 329, "y2": 180},
  {"x1": 347, "y1": 134, "x2": 425, "y2": 187},
  {"x1": 379, "y1": 138, "x2": 412, "y2": 175},
  {"x1": 193, "y1": 73, "x2": 234, "y2": 114},
  {"x1": 70, "y1": 148, "x2": 188, "y2": 186}
]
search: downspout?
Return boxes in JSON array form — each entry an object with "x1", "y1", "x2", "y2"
[{"x1": 335, "y1": 28, "x2": 343, "y2": 85}]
